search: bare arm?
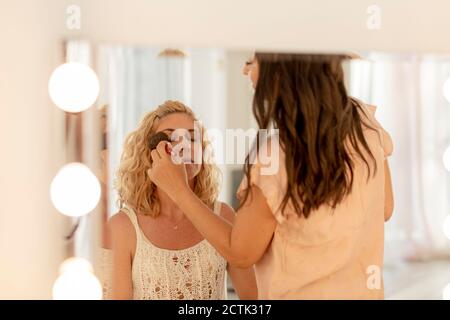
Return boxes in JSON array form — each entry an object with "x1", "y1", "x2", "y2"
[
  {"x1": 148, "y1": 142, "x2": 277, "y2": 268},
  {"x1": 384, "y1": 160, "x2": 394, "y2": 221},
  {"x1": 163, "y1": 183, "x2": 276, "y2": 268},
  {"x1": 109, "y1": 212, "x2": 134, "y2": 299},
  {"x1": 219, "y1": 203, "x2": 258, "y2": 300}
]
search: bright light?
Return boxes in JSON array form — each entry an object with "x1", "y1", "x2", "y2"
[
  {"x1": 444, "y1": 215, "x2": 450, "y2": 240},
  {"x1": 59, "y1": 257, "x2": 93, "y2": 274},
  {"x1": 443, "y1": 283, "x2": 450, "y2": 300},
  {"x1": 444, "y1": 147, "x2": 450, "y2": 172},
  {"x1": 48, "y1": 62, "x2": 99, "y2": 112},
  {"x1": 53, "y1": 258, "x2": 102, "y2": 300},
  {"x1": 50, "y1": 163, "x2": 101, "y2": 217}
]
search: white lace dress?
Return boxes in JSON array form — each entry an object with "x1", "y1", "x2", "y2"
[{"x1": 119, "y1": 201, "x2": 228, "y2": 300}]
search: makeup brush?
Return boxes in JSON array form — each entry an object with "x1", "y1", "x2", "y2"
[{"x1": 148, "y1": 132, "x2": 171, "y2": 153}]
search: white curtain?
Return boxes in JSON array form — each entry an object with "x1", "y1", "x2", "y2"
[
  {"x1": 347, "y1": 53, "x2": 450, "y2": 262},
  {"x1": 65, "y1": 40, "x2": 95, "y2": 262}
]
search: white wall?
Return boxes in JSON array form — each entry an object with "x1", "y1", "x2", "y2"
[
  {"x1": 223, "y1": 52, "x2": 255, "y2": 205},
  {"x1": 80, "y1": 0, "x2": 450, "y2": 54},
  {"x1": 0, "y1": 0, "x2": 71, "y2": 298}
]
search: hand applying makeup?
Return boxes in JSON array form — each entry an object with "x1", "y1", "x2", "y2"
[
  {"x1": 148, "y1": 134, "x2": 276, "y2": 271},
  {"x1": 147, "y1": 141, "x2": 191, "y2": 201}
]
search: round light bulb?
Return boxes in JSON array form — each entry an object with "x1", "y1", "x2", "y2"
[
  {"x1": 444, "y1": 215, "x2": 450, "y2": 240},
  {"x1": 53, "y1": 258, "x2": 102, "y2": 300},
  {"x1": 443, "y1": 147, "x2": 450, "y2": 172},
  {"x1": 443, "y1": 283, "x2": 450, "y2": 300},
  {"x1": 48, "y1": 62, "x2": 100, "y2": 112},
  {"x1": 59, "y1": 257, "x2": 94, "y2": 274},
  {"x1": 50, "y1": 163, "x2": 101, "y2": 217}
]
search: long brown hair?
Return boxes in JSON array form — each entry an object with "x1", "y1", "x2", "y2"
[{"x1": 241, "y1": 53, "x2": 377, "y2": 218}]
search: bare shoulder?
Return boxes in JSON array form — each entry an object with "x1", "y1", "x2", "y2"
[
  {"x1": 218, "y1": 202, "x2": 236, "y2": 224},
  {"x1": 109, "y1": 210, "x2": 132, "y2": 228},
  {"x1": 107, "y1": 211, "x2": 136, "y2": 263},
  {"x1": 108, "y1": 211, "x2": 135, "y2": 240}
]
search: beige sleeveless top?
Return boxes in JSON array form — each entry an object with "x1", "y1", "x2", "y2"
[{"x1": 122, "y1": 201, "x2": 227, "y2": 300}]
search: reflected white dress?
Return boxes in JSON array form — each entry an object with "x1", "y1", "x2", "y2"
[{"x1": 102, "y1": 201, "x2": 227, "y2": 300}]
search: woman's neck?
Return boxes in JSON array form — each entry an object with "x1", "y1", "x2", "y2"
[{"x1": 156, "y1": 178, "x2": 194, "y2": 220}]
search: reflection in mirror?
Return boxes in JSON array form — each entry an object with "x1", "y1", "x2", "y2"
[
  {"x1": 66, "y1": 40, "x2": 450, "y2": 300},
  {"x1": 95, "y1": 46, "x2": 256, "y2": 299}
]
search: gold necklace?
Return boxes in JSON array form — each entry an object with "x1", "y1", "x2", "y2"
[{"x1": 165, "y1": 215, "x2": 185, "y2": 231}]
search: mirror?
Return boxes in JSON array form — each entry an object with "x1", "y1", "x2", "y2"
[
  {"x1": 96, "y1": 45, "x2": 257, "y2": 299},
  {"x1": 64, "y1": 40, "x2": 450, "y2": 300}
]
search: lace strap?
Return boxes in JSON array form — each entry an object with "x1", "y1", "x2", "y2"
[
  {"x1": 213, "y1": 201, "x2": 222, "y2": 215},
  {"x1": 121, "y1": 206, "x2": 142, "y2": 241}
]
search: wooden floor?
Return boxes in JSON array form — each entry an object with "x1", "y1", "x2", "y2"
[{"x1": 227, "y1": 259, "x2": 450, "y2": 300}]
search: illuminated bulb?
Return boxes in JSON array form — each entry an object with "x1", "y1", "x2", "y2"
[
  {"x1": 59, "y1": 257, "x2": 94, "y2": 274},
  {"x1": 443, "y1": 283, "x2": 450, "y2": 300},
  {"x1": 444, "y1": 147, "x2": 450, "y2": 172},
  {"x1": 50, "y1": 163, "x2": 101, "y2": 217},
  {"x1": 444, "y1": 215, "x2": 450, "y2": 240},
  {"x1": 53, "y1": 258, "x2": 102, "y2": 300},
  {"x1": 48, "y1": 62, "x2": 100, "y2": 112}
]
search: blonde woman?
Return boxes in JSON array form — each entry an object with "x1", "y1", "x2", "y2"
[{"x1": 109, "y1": 100, "x2": 257, "y2": 300}]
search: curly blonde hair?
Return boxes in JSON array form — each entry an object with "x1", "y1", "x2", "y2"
[{"x1": 115, "y1": 100, "x2": 221, "y2": 216}]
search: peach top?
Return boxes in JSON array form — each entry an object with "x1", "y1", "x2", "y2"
[{"x1": 237, "y1": 104, "x2": 393, "y2": 299}]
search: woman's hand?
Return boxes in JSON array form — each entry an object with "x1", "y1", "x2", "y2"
[
  {"x1": 148, "y1": 141, "x2": 276, "y2": 269},
  {"x1": 147, "y1": 141, "x2": 190, "y2": 202}
]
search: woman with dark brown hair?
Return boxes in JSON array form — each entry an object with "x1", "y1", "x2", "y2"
[{"x1": 147, "y1": 53, "x2": 394, "y2": 299}]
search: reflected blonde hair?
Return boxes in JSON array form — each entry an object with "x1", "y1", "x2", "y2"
[{"x1": 115, "y1": 100, "x2": 220, "y2": 216}]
